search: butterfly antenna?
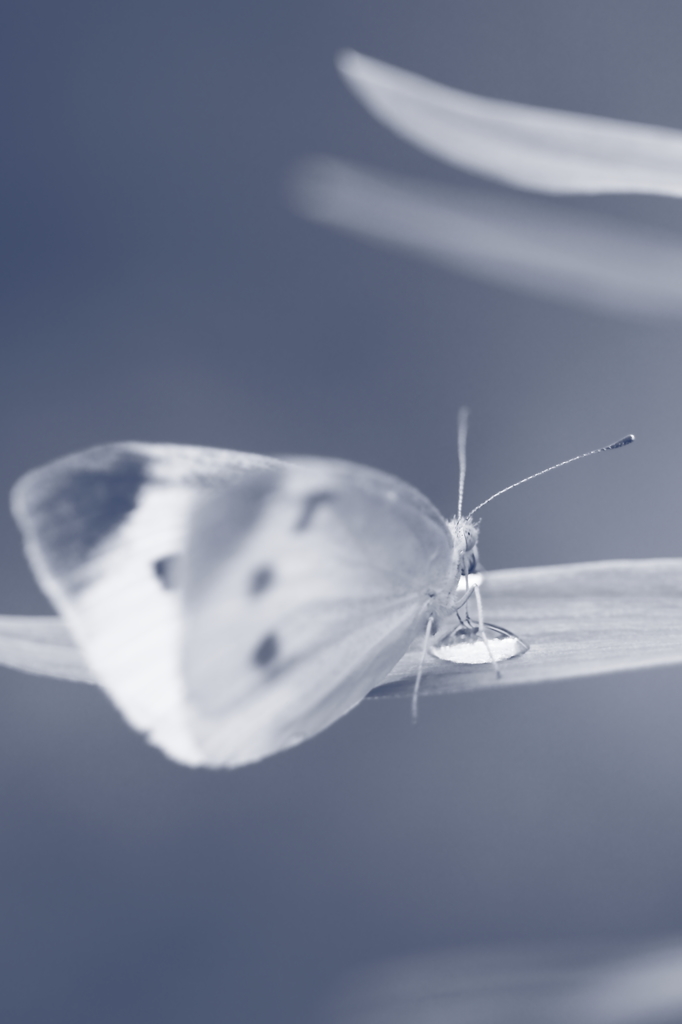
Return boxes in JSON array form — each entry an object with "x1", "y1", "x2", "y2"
[
  {"x1": 468, "y1": 434, "x2": 634, "y2": 516},
  {"x1": 457, "y1": 407, "x2": 469, "y2": 520}
]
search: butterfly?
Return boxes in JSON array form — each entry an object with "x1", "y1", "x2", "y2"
[{"x1": 9, "y1": 413, "x2": 632, "y2": 769}]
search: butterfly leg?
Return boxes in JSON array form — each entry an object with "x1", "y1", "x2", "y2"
[
  {"x1": 473, "y1": 585, "x2": 501, "y2": 678},
  {"x1": 411, "y1": 614, "x2": 435, "y2": 724},
  {"x1": 431, "y1": 582, "x2": 477, "y2": 645}
]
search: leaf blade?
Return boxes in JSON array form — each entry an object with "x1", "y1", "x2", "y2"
[
  {"x1": 375, "y1": 558, "x2": 682, "y2": 697},
  {"x1": 0, "y1": 614, "x2": 94, "y2": 683},
  {"x1": 338, "y1": 50, "x2": 682, "y2": 197},
  {"x1": 294, "y1": 158, "x2": 682, "y2": 319}
]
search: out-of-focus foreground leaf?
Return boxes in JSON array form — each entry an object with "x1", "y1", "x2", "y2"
[
  {"x1": 294, "y1": 159, "x2": 682, "y2": 319},
  {"x1": 376, "y1": 558, "x2": 682, "y2": 698},
  {"x1": 338, "y1": 50, "x2": 682, "y2": 197},
  {"x1": 325, "y1": 939, "x2": 682, "y2": 1024}
]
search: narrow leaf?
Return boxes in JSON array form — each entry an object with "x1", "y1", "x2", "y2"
[
  {"x1": 338, "y1": 50, "x2": 682, "y2": 197},
  {"x1": 375, "y1": 558, "x2": 682, "y2": 697},
  {"x1": 0, "y1": 614, "x2": 94, "y2": 683},
  {"x1": 294, "y1": 158, "x2": 682, "y2": 319},
  {"x1": 2, "y1": 560, "x2": 679, "y2": 704}
]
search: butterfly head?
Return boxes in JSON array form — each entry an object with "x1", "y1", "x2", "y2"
[
  {"x1": 447, "y1": 514, "x2": 479, "y2": 551},
  {"x1": 447, "y1": 514, "x2": 480, "y2": 576}
]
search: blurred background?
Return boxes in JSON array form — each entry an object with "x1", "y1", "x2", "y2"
[{"x1": 1, "y1": 2, "x2": 682, "y2": 1021}]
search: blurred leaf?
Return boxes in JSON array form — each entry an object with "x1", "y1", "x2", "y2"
[
  {"x1": 326, "y1": 939, "x2": 682, "y2": 1024},
  {"x1": 338, "y1": 50, "x2": 682, "y2": 197},
  {"x1": 294, "y1": 159, "x2": 682, "y2": 319}
]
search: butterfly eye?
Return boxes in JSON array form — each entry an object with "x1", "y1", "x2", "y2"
[
  {"x1": 153, "y1": 555, "x2": 179, "y2": 590},
  {"x1": 463, "y1": 523, "x2": 479, "y2": 551},
  {"x1": 249, "y1": 566, "x2": 274, "y2": 595},
  {"x1": 295, "y1": 491, "x2": 334, "y2": 531},
  {"x1": 253, "y1": 633, "x2": 278, "y2": 667}
]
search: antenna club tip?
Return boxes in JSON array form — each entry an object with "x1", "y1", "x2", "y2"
[{"x1": 608, "y1": 434, "x2": 635, "y2": 450}]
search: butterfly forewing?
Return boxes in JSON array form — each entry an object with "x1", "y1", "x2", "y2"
[
  {"x1": 181, "y1": 458, "x2": 453, "y2": 766},
  {"x1": 11, "y1": 442, "x2": 279, "y2": 765}
]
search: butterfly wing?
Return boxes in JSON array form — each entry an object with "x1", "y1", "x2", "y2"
[
  {"x1": 180, "y1": 457, "x2": 453, "y2": 767},
  {"x1": 11, "y1": 442, "x2": 279, "y2": 765}
]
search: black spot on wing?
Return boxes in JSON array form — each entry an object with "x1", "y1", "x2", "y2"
[
  {"x1": 249, "y1": 566, "x2": 274, "y2": 595},
  {"x1": 181, "y1": 469, "x2": 281, "y2": 600},
  {"x1": 295, "y1": 491, "x2": 334, "y2": 531},
  {"x1": 253, "y1": 633, "x2": 278, "y2": 667},
  {"x1": 154, "y1": 555, "x2": 179, "y2": 590},
  {"x1": 13, "y1": 449, "x2": 149, "y2": 584}
]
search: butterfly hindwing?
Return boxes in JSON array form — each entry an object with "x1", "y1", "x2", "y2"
[
  {"x1": 180, "y1": 457, "x2": 453, "y2": 766},
  {"x1": 11, "y1": 442, "x2": 279, "y2": 764}
]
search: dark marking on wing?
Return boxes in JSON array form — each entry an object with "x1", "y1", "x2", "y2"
[
  {"x1": 154, "y1": 555, "x2": 179, "y2": 590},
  {"x1": 182, "y1": 469, "x2": 281, "y2": 599},
  {"x1": 249, "y1": 566, "x2": 274, "y2": 595},
  {"x1": 295, "y1": 491, "x2": 334, "y2": 531},
  {"x1": 253, "y1": 633, "x2": 278, "y2": 666},
  {"x1": 12, "y1": 448, "x2": 149, "y2": 585}
]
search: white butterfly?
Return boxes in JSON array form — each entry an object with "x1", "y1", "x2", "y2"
[{"x1": 7, "y1": 417, "x2": 632, "y2": 769}]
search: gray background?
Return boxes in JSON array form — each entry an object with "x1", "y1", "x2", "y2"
[{"x1": 1, "y1": 2, "x2": 681, "y2": 1022}]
